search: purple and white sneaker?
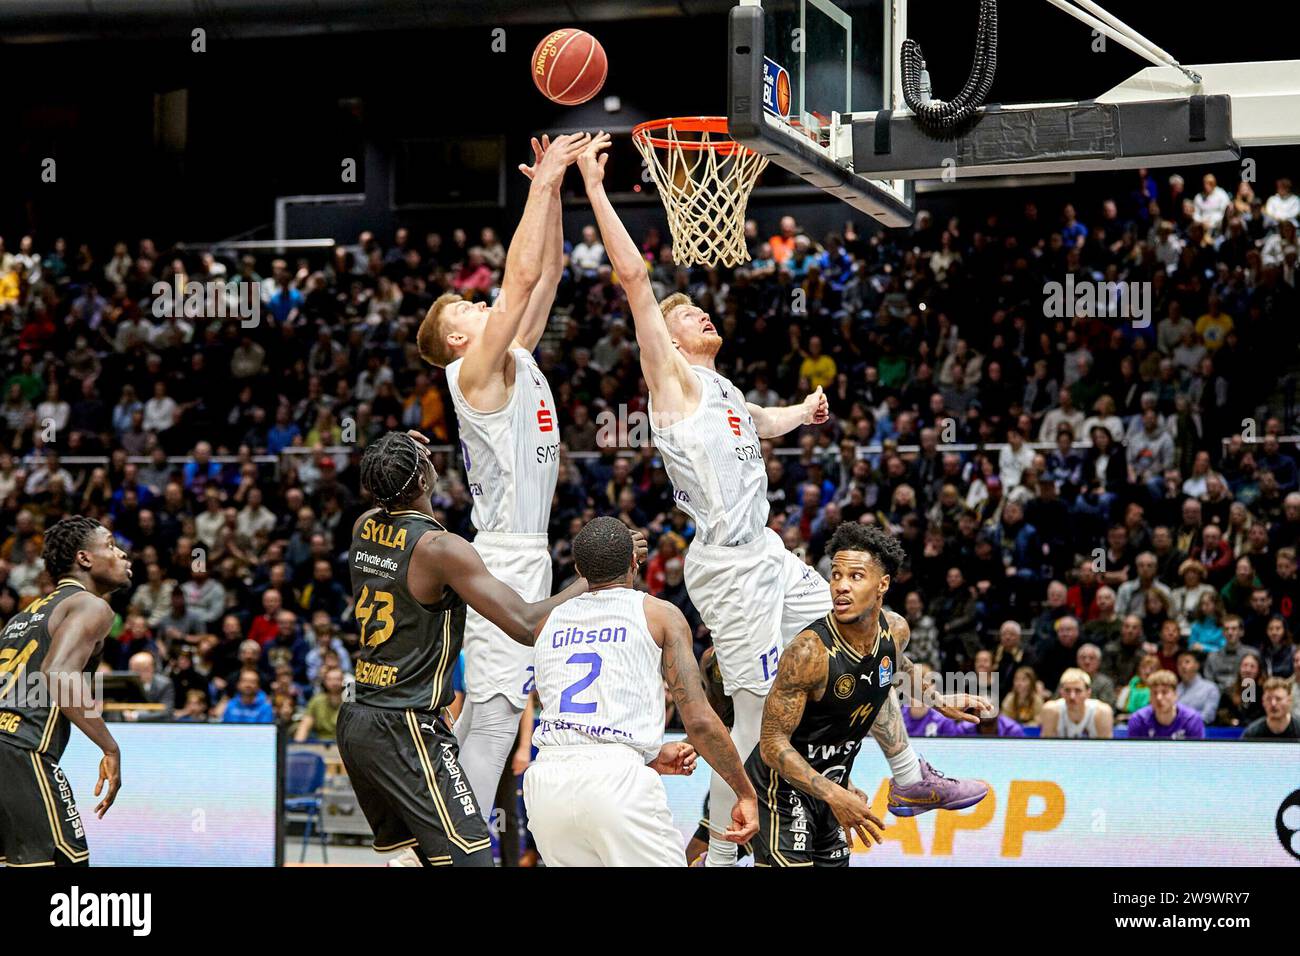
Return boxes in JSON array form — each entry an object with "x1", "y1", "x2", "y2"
[{"x1": 887, "y1": 758, "x2": 989, "y2": 817}]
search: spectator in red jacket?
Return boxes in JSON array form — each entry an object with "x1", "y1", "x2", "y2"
[
  {"x1": 247, "y1": 587, "x2": 284, "y2": 646},
  {"x1": 1192, "y1": 523, "x2": 1234, "y2": 588},
  {"x1": 450, "y1": 247, "x2": 494, "y2": 297}
]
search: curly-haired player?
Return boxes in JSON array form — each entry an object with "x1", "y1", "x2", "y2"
[
  {"x1": 746, "y1": 522, "x2": 994, "y2": 867},
  {"x1": 340, "y1": 431, "x2": 594, "y2": 866},
  {"x1": 0, "y1": 516, "x2": 131, "y2": 867}
]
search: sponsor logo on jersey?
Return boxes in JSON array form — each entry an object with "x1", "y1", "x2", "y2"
[
  {"x1": 355, "y1": 659, "x2": 400, "y2": 687},
  {"x1": 537, "y1": 400, "x2": 554, "y2": 433},
  {"x1": 878, "y1": 655, "x2": 893, "y2": 687},
  {"x1": 725, "y1": 407, "x2": 742, "y2": 437},
  {"x1": 439, "y1": 741, "x2": 478, "y2": 816},
  {"x1": 833, "y1": 673, "x2": 856, "y2": 699}
]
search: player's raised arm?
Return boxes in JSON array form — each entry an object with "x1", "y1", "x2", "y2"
[
  {"x1": 647, "y1": 596, "x2": 758, "y2": 844},
  {"x1": 577, "y1": 132, "x2": 691, "y2": 406},
  {"x1": 746, "y1": 385, "x2": 829, "y2": 439},
  {"x1": 458, "y1": 131, "x2": 589, "y2": 394},
  {"x1": 41, "y1": 593, "x2": 122, "y2": 817},
  {"x1": 760, "y1": 629, "x2": 884, "y2": 847},
  {"x1": 419, "y1": 532, "x2": 586, "y2": 644},
  {"x1": 514, "y1": 135, "x2": 567, "y2": 351}
]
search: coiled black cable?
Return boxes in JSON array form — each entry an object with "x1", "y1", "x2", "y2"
[{"x1": 901, "y1": 0, "x2": 999, "y2": 134}]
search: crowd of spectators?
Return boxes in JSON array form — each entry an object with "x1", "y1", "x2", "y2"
[{"x1": 0, "y1": 163, "x2": 1297, "y2": 743}]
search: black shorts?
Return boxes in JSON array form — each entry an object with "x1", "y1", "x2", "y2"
[
  {"x1": 748, "y1": 763, "x2": 850, "y2": 868},
  {"x1": 336, "y1": 703, "x2": 492, "y2": 867},
  {"x1": 0, "y1": 743, "x2": 90, "y2": 867}
]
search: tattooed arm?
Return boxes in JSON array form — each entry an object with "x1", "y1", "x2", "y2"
[
  {"x1": 882, "y1": 608, "x2": 994, "y2": 726},
  {"x1": 646, "y1": 596, "x2": 757, "y2": 843},
  {"x1": 762, "y1": 630, "x2": 884, "y2": 846},
  {"x1": 758, "y1": 631, "x2": 835, "y2": 798},
  {"x1": 869, "y1": 683, "x2": 914, "y2": 757}
]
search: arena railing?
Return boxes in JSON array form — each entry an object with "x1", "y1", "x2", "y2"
[{"x1": 49, "y1": 433, "x2": 1300, "y2": 471}]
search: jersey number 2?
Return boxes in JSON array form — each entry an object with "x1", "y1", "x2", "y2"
[{"x1": 558, "y1": 653, "x2": 602, "y2": 714}]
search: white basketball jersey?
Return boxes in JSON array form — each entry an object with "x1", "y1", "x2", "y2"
[
  {"x1": 534, "y1": 588, "x2": 664, "y2": 761},
  {"x1": 649, "y1": 365, "x2": 769, "y2": 547},
  {"x1": 1059, "y1": 698, "x2": 1100, "y2": 738},
  {"x1": 446, "y1": 347, "x2": 559, "y2": 535}
]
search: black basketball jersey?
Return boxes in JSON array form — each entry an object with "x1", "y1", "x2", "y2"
[
  {"x1": 0, "y1": 579, "x2": 94, "y2": 760},
  {"x1": 748, "y1": 611, "x2": 897, "y2": 786},
  {"x1": 348, "y1": 509, "x2": 466, "y2": 712}
]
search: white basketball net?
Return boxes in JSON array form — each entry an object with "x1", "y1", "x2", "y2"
[{"x1": 633, "y1": 120, "x2": 768, "y2": 268}]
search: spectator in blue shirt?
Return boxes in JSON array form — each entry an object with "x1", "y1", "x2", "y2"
[
  {"x1": 1175, "y1": 650, "x2": 1220, "y2": 724},
  {"x1": 1257, "y1": 436, "x2": 1298, "y2": 494},
  {"x1": 817, "y1": 235, "x2": 854, "y2": 291},
  {"x1": 181, "y1": 440, "x2": 223, "y2": 492},
  {"x1": 267, "y1": 405, "x2": 302, "y2": 454},
  {"x1": 1061, "y1": 203, "x2": 1088, "y2": 248},
  {"x1": 263, "y1": 609, "x2": 312, "y2": 688},
  {"x1": 222, "y1": 670, "x2": 275, "y2": 723},
  {"x1": 268, "y1": 282, "x2": 304, "y2": 323}
]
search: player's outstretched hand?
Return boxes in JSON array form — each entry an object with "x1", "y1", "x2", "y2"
[
  {"x1": 528, "y1": 132, "x2": 591, "y2": 188},
  {"x1": 933, "y1": 693, "x2": 998, "y2": 724},
  {"x1": 649, "y1": 740, "x2": 697, "y2": 776},
  {"x1": 517, "y1": 134, "x2": 551, "y2": 181},
  {"x1": 801, "y1": 385, "x2": 829, "y2": 425},
  {"x1": 725, "y1": 793, "x2": 760, "y2": 844},
  {"x1": 94, "y1": 750, "x2": 121, "y2": 818},
  {"x1": 577, "y1": 131, "x2": 613, "y2": 189},
  {"x1": 828, "y1": 783, "x2": 884, "y2": 849}
]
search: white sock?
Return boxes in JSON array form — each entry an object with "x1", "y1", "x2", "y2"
[
  {"x1": 706, "y1": 688, "x2": 764, "y2": 867},
  {"x1": 453, "y1": 694, "x2": 524, "y2": 823},
  {"x1": 887, "y1": 744, "x2": 923, "y2": 786}
]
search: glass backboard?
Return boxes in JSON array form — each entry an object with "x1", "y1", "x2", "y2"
[{"x1": 740, "y1": 0, "x2": 910, "y2": 215}]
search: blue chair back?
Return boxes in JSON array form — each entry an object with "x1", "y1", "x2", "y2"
[{"x1": 285, "y1": 750, "x2": 326, "y2": 798}]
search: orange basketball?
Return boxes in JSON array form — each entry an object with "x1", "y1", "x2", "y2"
[{"x1": 532, "y1": 28, "x2": 608, "y2": 106}]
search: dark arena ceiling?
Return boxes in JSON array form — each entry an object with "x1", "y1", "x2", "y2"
[{"x1": 0, "y1": 0, "x2": 736, "y2": 43}]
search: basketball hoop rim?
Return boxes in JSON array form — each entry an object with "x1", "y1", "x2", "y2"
[{"x1": 631, "y1": 116, "x2": 748, "y2": 154}]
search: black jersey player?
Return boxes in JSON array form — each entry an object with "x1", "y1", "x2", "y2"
[
  {"x1": 339, "y1": 431, "x2": 595, "y2": 867},
  {"x1": 746, "y1": 523, "x2": 994, "y2": 867},
  {"x1": 0, "y1": 517, "x2": 129, "y2": 868}
]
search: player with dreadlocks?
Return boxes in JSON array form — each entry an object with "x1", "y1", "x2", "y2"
[
  {"x1": 338, "y1": 431, "x2": 591, "y2": 866},
  {"x1": 0, "y1": 516, "x2": 130, "y2": 866}
]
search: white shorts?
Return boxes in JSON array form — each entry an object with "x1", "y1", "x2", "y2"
[
  {"x1": 463, "y1": 531, "x2": 552, "y2": 709},
  {"x1": 684, "y1": 527, "x2": 832, "y2": 696},
  {"x1": 523, "y1": 745, "x2": 686, "y2": 867}
]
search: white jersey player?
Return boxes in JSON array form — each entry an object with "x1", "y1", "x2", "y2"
[
  {"x1": 1040, "y1": 668, "x2": 1115, "y2": 739},
  {"x1": 524, "y1": 517, "x2": 757, "y2": 866},
  {"x1": 578, "y1": 133, "x2": 833, "y2": 866},
  {"x1": 417, "y1": 132, "x2": 589, "y2": 823}
]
